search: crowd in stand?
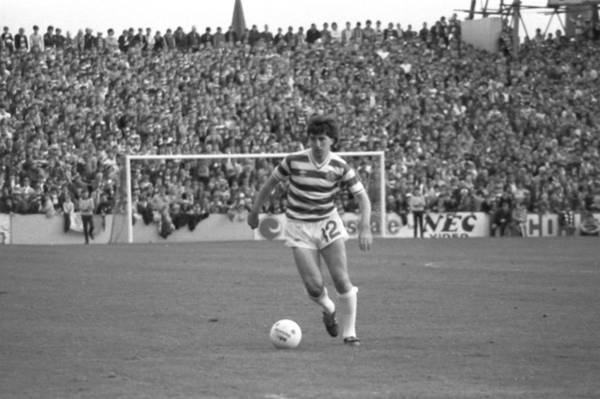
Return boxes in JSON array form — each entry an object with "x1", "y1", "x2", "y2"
[{"x1": 0, "y1": 14, "x2": 599, "y2": 237}]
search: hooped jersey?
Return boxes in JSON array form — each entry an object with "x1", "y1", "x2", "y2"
[{"x1": 272, "y1": 149, "x2": 365, "y2": 221}]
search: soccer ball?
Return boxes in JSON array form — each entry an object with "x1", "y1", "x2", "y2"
[{"x1": 269, "y1": 319, "x2": 302, "y2": 349}]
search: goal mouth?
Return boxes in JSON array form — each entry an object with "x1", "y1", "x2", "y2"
[{"x1": 110, "y1": 151, "x2": 386, "y2": 243}]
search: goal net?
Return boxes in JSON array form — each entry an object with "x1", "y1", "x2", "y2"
[{"x1": 109, "y1": 151, "x2": 386, "y2": 243}]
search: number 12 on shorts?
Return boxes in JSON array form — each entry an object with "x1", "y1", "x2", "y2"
[{"x1": 321, "y1": 220, "x2": 341, "y2": 242}]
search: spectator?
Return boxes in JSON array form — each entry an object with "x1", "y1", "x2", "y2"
[
  {"x1": 283, "y1": 26, "x2": 295, "y2": 48},
  {"x1": 144, "y1": 27, "x2": 154, "y2": 52},
  {"x1": 306, "y1": 23, "x2": 321, "y2": 45},
  {"x1": 43, "y1": 25, "x2": 55, "y2": 49},
  {"x1": 62, "y1": 192, "x2": 75, "y2": 232},
  {"x1": 341, "y1": 21, "x2": 353, "y2": 45},
  {"x1": 224, "y1": 25, "x2": 237, "y2": 45},
  {"x1": 54, "y1": 28, "x2": 65, "y2": 49},
  {"x1": 227, "y1": 192, "x2": 250, "y2": 222},
  {"x1": 199, "y1": 27, "x2": 212, "y2": 48},
  {"x1": 492, "y1": 200, "x2": 513, "y2": 237},
  {"x1": 374, "y1": 20, "x2": 383, "y2": 43},
  {"x1": 330, "y1": 22, "x2": 341, "y2": 43},
  {"x1": 512, "y1": 200, "x2": 528, "y2": 237},
  {"x1": 273, "y1": 27, "x2": 285, "y2": 49},
  {"x1": 351, "y1": 21, "x2": 363, "y2": 43},
  {"x1": 78, "y1": 188, "x2": 95, "y2": 244},
  {"x1": 1, "y1": 26, "x2": 14, "y2": 52},
  {"x1": 212, "y1": 27, "x2": 224, "y2": 49},
  {"x1": 29, "y1": 25, "x2": 44, "y2": 52},
  {"x1": 106, "y1": 28, "x2": 119, "y2": 53},
  {"x1": 409, "y1": 186, "x2": 426, "y2": 238},
  {"x1": 95, "y1": 31, "x2": 105, "y2": 52},
  {"x1": 118, "y1": 29, "x2": 130, "y2": 52},
  {"x1": 12, "y1": 177, "x2": 37, "y2": 214},
  {"x1": 153, "y1": 30, "x2": 165, "y2": 52},
  {"x1": 187, "y1": 26, "x2": 200, "y2": 51},
  {"x1": 320, "y1": 22, "x2": 331, "y2": 44},
  {"x1": 383, "y1": 22, "x2": 398, "y2": 42},
  {"x1": 0, "y1": 186, "x2": 13, "y2": 213},
  {"x1": 14, "y1": 27, "x2": 28, "y2": 51},
  {"x1": 363, "y1": 20, "x2": 375, "y2": 43},
  {"x1": 0, "y1": 14, "x2": 598, "y2": 243},
  {"x1": 261, "y1": 25, "x2": 274, "y2": 47},
  {"x1": 83, "y1": 28, "x2": 95, "y2": 50}
]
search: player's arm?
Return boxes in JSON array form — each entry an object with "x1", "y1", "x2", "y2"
[
  {"x1": 247, "y1": 174, "x2": 281, "y2": 229},
  {"x1": 355, "y1": 189, "x2": 372, "y2": 252}
]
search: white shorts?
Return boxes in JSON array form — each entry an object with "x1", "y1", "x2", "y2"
[{"x1": 284, "y1": 212, "x2": 349, "y2": 250}]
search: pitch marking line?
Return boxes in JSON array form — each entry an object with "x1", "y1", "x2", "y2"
[{"x1": 424, "y1": 262, "x2": 448, "y2": 268}]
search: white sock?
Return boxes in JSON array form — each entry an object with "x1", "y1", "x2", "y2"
[
  {"x1": 309, "y1": 287, "x2": 335, "y2": 315},
  {"x1": 337, "y1": 286, "x2": 358, "y2": 338}
]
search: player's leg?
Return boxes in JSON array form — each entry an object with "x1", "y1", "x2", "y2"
[
  {"x1": 286, "y1": 218, "x2": 332, "y2": 305},
  {"x1": 292, "y1": 247, "x2": 339, "y2": 337},
  {"x1": 317, "y1": 212, "x2": 358, "y2": 343},
  {"x1": 320, "y1": 239, "x2": 352, "y2": 293},
  {"x1": 321, "y1": 239, "x2": 359, "y2": 344},
  {"x1": 292, "y1": 247, "x2": 328, "y2": 299},
  {"x1": 286, "y1": 217, "x2": 340, "y2": 336}
]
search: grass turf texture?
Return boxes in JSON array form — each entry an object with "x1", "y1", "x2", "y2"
[{"x1": 1, "y1": 238, "x2": 599, "y2": 399}]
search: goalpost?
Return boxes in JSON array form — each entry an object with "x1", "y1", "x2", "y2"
[{"x1": 113, "y1": 151, "x2": 386, "y2": 243}]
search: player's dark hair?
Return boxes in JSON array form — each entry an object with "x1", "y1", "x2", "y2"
[{"x1": 307, "y1": 114, "x2": 339, "y2": 144}]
